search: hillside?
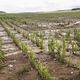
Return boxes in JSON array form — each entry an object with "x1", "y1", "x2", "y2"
[{"x1": 0, "y1": 11, "x2": 6, "y2": 13}]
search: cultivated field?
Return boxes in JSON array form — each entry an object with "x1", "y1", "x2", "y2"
[{"x1": 0, "y1": 10, "x2": 80, "y2": 80}]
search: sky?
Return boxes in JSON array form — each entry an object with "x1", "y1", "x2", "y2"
[{"x1": 0, "y1": 0, "x2": 80, "y2": 13}]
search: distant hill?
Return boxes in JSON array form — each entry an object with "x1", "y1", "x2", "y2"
[
  {"x1": 72, "y1": 8, "x2": 80, "y2": 10},
  {"x1": 0, "y1": 11, "x2": 6, "y2": 13}
]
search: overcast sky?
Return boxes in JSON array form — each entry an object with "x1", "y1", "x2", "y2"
[{"x1": 0, "y1": 0, "x2": 80, "y2": 13}]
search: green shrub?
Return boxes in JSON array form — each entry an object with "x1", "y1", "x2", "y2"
[{"x1": 48, "y1": 37, "x2": 57, "y2": 56}]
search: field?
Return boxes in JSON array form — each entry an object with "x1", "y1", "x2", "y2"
[{"x1": 0, "y1": 10, "x2": 80, "y2": 80}]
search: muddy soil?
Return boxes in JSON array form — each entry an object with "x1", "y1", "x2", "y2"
[
  {"x1": 8, "y1": 23, "x2": 80, "y2": 80},
  {"x1": 0, "y1": 25, "x2": 40, "y2": 80}
]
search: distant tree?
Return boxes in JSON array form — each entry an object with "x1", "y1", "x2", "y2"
[
  {"x1": 0, "y1": 11, "x2": 6, "y2": 13},
  {"x1": 72, "y1": 8, "x2": 80, "y2": 10}
]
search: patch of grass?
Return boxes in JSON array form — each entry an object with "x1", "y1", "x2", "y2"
[{"x1": 0, "y1": 38, "x2": 5, "y2": 63}]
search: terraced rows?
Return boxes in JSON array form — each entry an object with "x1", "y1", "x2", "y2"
[
  {"x1": 0, "y1": 25, "x2": 40, "y2": 80},
  {"x1": 2, "y1": 21, "x2": 80, "y2": 80}
]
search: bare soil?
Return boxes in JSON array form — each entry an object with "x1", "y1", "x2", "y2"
[
  {"x1": 11, "y1": 24, "x2": 80, "y2": 80},
  {"x1": 0, "y1": 26, "x2": 40, "y2": 80}
]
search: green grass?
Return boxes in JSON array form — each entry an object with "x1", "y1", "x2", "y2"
[{"x1": 0, "y1": 38, "x2": 5, "y2": 63}]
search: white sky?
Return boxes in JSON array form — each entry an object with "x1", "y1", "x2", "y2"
[{"x1": 0, "y1": 0, "x2": 80, "y2": 13}]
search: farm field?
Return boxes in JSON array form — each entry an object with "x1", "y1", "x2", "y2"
[{"x1": 0, "y1": 10, "x2": 80, "y2": 80}]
